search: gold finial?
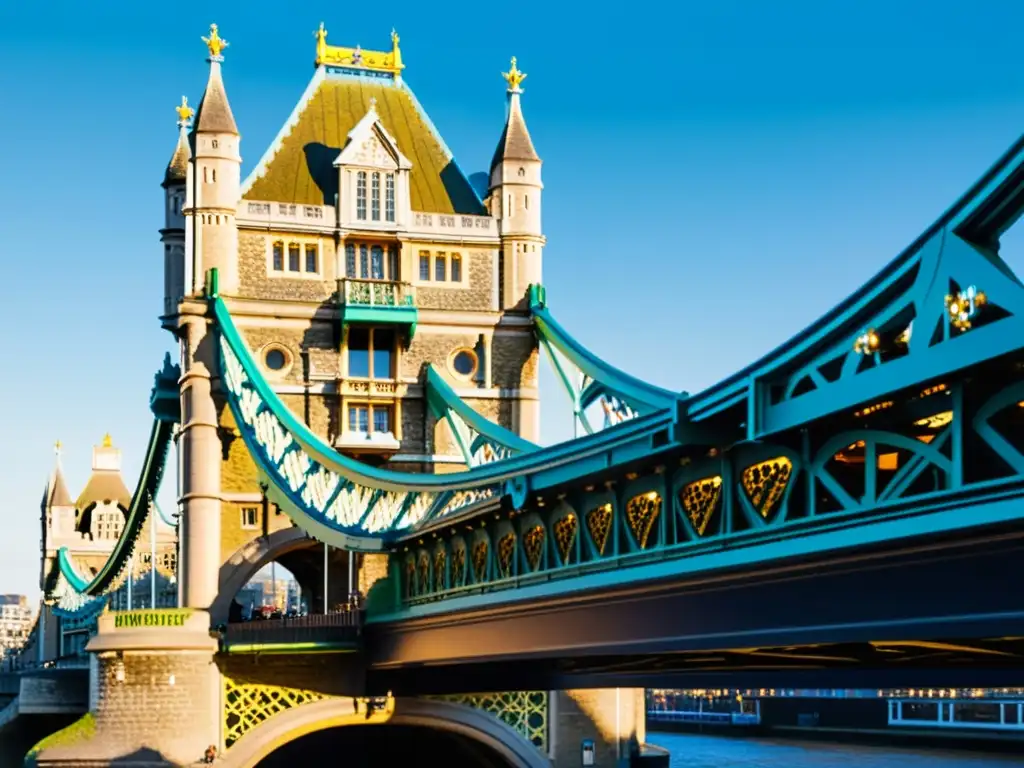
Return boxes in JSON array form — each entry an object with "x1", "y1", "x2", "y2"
[
  {"x1": 391, "y1": 28, "x2": 400, "y2": 48},
  {"x1": 202, "y1": 23, "x2": 229, "y2": 60},
  {"x1": 54, "y1": 440, "x2": 62, "y2": 455},
  {"x1": 502, "y1": 56, "x2": 527, "y2": 93},
  {"x1": 102, "y1": 433, "x2": 113, "y2": 448},
  {"x1": 175, "y1": 96, "x2": 194, "y2": 127},
  {"x1": 315, "y1": 22, "x2": 328, "y2": 64}
]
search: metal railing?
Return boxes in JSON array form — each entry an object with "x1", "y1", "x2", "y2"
[
  {"x1": 221, "y1": 608, "x2": 363, "y2": 648},
  {"x1": 336, "y1": 278, "x2": 415, "y2": 308}
]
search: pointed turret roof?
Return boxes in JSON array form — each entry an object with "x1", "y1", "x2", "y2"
[
  {"x1": 75, "y1": 434, "x2": 132, "y2": 513},
  {"x1": 43, "y1": 442, "x2": 73, "y2": 509},
  {"x1": 490, "y1": 57, "x2": 539, "y2": 171},
  {"x1": 193, "y1": 24, "x2": 238, "y2": 136},
  {"x1": 163, "y1": 122, "x2": 191, "y2": 187}
]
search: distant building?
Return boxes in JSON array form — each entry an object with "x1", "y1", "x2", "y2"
[
  {"x1": 0, "y1": 595, "x2": 34, "y2": 659},
  {"x1": 32, "y1": 436, "x2": 179, "y2": 659}
]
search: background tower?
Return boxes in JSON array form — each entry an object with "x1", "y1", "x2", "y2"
[
  {"x1": 161, "y1": 98, "x2": 191, "y2": 317},
  {"x1": 489, "y1": 57, "x2": 544, "y2": 311},
  {"x1": 185, "y1": 23, "x2": 241, "y2": 296}
]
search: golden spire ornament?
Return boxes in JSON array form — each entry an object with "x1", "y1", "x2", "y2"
[
  {"x1": 502, "y1": 56, "x2": 527, "y2": 93},
  {"x1": 54, "y1": 440, "x2": 62, "y2": 456},
  {"x1": 102, "y1": 433, "x2": 113, "y2": 448},
  {"x1": 202, "y1": 23, "x2": 229, "y2": 60},
  {"x1": 175, "y1": 96, "x2": 194, "y2": 127}
]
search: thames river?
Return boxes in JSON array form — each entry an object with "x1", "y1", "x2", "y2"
[{"x1": 647, "y1": 732, "x2": 1024, "y2": 766}]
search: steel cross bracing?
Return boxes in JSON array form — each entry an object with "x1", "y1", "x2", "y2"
[
  {"x1": 46, "y1": 354, "x2": 181, "y2": 618},
  {"x1": 212, "y1": 124, "x2": 1024, "y2": 567}
]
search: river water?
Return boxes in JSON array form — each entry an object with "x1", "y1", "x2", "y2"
[{"x1": 647, "y1": 731, "x2": 1024, "y2": 766}]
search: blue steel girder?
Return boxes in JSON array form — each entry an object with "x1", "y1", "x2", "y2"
[
  {"x1": 382, "y1": 366, "x2": 1024, "y2": 615},
  {"x1": 686, "y1": 131, "x2": 1024, "y2": 436}
]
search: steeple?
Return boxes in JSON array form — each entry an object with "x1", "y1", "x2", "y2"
[
  {"x1": 42, "y1": 441, "x2": 73, "y2": 511},
  {"x1": 489, "y1": 57, "x2": 539, "y2": 172},
  {"x1": 489, "y1": 57, "x2": 544, "y2": 310},
  {"x1": 184, "y1": 22, "x2": 241, "y2": 297},
  {"x1": 193, "y1": 24, "x2": 238, "y2": 136},
  {"x1": 163, "y1": 98, "x2": 192, "y2": 188}
]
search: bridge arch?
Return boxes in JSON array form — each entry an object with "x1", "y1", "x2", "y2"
[
  {"x1": 219, "y1": 697, "x2": 549, "y2": 768},
  {"x1": 211, "y1": 527, "x2": 317, "y2": 624}
]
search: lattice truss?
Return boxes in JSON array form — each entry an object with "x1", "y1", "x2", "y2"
[
  {"x1": 222, "y1": 676, "x2": 329, "y2": 750},
  {"x1": 432, "y1": 691, "x2": 548, "y2": 752}
]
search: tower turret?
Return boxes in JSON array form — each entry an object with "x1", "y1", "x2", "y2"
[
  {"x1": 489, "y1": 57, "x2": 544, "y2": 309},
  {"x1": 162, "y1": 98, "x2": 191, "y2": 317},
  {"x1": 185, "y1": 23, "x2": 241, "y2": 296},
  {"x1": 39, "y1": 441, "x2": 75, "y2": 589}
]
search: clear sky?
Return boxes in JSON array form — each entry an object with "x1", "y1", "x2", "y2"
[{"x1": 2, "y1": 0, "x2": 1024, "y2": 598}]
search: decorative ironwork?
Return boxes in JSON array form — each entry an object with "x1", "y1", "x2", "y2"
[
  {"x1": 625, "y1": 491, "x2": 661, "y2": 549},
  {"x1": 452, "y1": 545, "x2": 466, "y2": 587},
  {"x1": 497, "y1": 532, "x2": 516, "y2": 578},
  {"x1": 945, "y1": 285, "x2": 986, "y2": 331},
  {"x1": 741, "y1": 457, "x2": 793, "y2": 518},
  {"x1": 417, "y1": 552, "x2": 429, "y2": 594},
  {"x1": 223, "y1": 676, "x2": 329, "y2": 750},
  {"x1": 586, "y1": 503, "x2": 613, "y2": 555},
  {"x1": 435, "y1": 691, "x2": 548, "y2": 752},
  {"x1": 433, "y1": 549, "x2": 446, "y2": 591},
  {"x1": 523, "y1": 526, "x2": 545, "y2": 571},
  {"x1": 680, "y1": 476, "x2": 722, "y2": 535},
  {"x1": 553, "y1": 513, "x2": 578, "y2": 564},
  {"x1": 472, "y1": 539, "x2": 489, "y2": 582}
]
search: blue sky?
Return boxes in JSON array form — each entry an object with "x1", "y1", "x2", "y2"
[{"x1": 2, "y1": 0, "x2": 1024, "y2": 597}]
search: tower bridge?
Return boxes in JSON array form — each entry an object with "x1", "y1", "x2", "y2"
[{"x1": 6, "y1": 19, "x2": 1024, "y2": 768}]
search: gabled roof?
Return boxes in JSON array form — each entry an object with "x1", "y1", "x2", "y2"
[
  {"x1": 243, "y1": 72, "x2": 484, "y2": 214},
  {"x1": 75, "y1": 471, "x2": 132, "y2": 512}
]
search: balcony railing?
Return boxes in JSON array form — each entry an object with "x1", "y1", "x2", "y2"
[
  {"x1": 336, "y1": 278, "x2": 415, "y2": 308},
  {"x1": 220, "y1": 609, "x2": 362, "y2": 650}
]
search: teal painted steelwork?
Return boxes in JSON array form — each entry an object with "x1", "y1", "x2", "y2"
[
  {"x1": 336, "y1": 278, "x2": 418, "y2": 339},
  {"x1": 49, "y1": 356, "x2": 180, "y2": 614},
  {"x1": 424, "y1": 364, "x2": 538, "y2": 467}
]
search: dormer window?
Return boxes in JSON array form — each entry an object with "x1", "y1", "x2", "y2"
[
  {"x1": 371, "y1": 173, "x2": 381, "y2": 221},
  {"x1": 356, "y1": 172, "x2": 368, "y2": 220},
  {"x1": 353, "y1": 171, "x2": 397, "y2": 224}
]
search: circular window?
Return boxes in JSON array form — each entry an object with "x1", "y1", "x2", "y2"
[
  {"x1": 451, "y1": 349, "x2": 478, "y2": 379},
  {"x1": 262, "y1": 345, "x2": 292, "y2": 375}
]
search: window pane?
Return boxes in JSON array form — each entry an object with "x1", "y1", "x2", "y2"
[
  {"x1": 348, "y1": 327, "x2": 370, "y2": 377},
  {"x1": 345, "y1": 244, "x2": 356, "y2": 277},
  {"x1": 288, "y1": 244, "x2": 300, "y2": 272},
  {"x1": 356, "y1": 172, "x2": 367, "y2": 220},
  {"x1": 419, "y1": 252, "x2": 430, "y2": 281},
  {"x1": 451, "y1": 253, "x2": 462, "y2": 282},
  {"x1": 385, "y1": 173, "x2": 395, "y2": 222},
  {"x1": 305, "y1": 244, "x2": 318, "y2": 273},
  {"x1": 371, "y1": 246, "x2": 384, "y2": 280},
  {"x1": 373, "y1": 406, "x2": 392, "y2": 434},
  {"x1": 372, "y1": 329, "x2": 394, "y2": 379},
  {"x1": 359, "y1": 245, "x2": 369, "y2": 279},
  {"x1": 387, "y1": 246, "x2": 399, "y2": 280},
  {"x1": 272, "y1": 243, "x2": 284, "y2": 271},
  {"x1": 434, "y1": 254, "x2": 446, "y2": 281},
  {"x1": 371, "y1": 172, "x2": 381, "y2": 221},
  {"x1": 349, "y1": 406, "x2": 369, "y2": 433}
]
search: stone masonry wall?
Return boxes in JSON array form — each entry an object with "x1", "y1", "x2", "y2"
[
  {"x1": 238, "y1": 231, "x2": 337, "y2": 303},
  {"x1": 551, "y1": 689, "x2": 646, "y2": 768},
  {"x1": 415, "y1": 251, "x2": 496, "y2": 311},
  {"x1": 87, "y1": 651, "x2": 219, "y2": 765}
]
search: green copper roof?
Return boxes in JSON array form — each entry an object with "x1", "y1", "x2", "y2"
[{"x1": 245, "y1": 75, "x2": 483, "y2": 214}]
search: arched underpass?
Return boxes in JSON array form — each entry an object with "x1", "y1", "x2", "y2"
[
  {"x1": 221, "y1": 698, "x2": 549, "y2": 768},
  {"x1": 255, "y1": 723, "x2": 518, "y2": 768}
]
